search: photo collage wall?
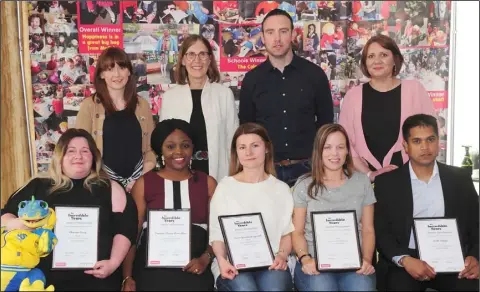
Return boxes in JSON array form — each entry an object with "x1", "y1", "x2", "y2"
[{"x1": 27, "y1": 1, "x2": 451, "y2": 172}]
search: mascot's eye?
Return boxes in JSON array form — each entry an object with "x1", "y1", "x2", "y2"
[
  {"x1": 39, "y1": 201, "x2": 48, "y2": 209},
  {"x1": 18, "y1": 202, "x2": 26, "y2": 209}
]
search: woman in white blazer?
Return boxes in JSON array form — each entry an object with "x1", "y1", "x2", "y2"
[{"x1": 160, "y1": 34, "x2": 238, "y2": 181}]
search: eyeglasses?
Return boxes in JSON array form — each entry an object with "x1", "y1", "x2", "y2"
[{"x1": 184, "y1": 51, "x2": 210, "y2": 61}]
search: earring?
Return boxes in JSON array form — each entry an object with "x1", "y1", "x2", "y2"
[
  {"x1": 393, "y1": 65, "x2": 396, "y2": 75},
  {"x1": 189, "y1": 159, "x2": 192, "y2": 169},
  {"x1": 161, "y1": 155, "x2": 165, "y2": 166}
]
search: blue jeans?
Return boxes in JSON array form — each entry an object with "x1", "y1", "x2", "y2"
[
  {"x1": 216, "y1": 269, "x2": 293, "y2": 291},
  {"x1": 275, "y1": 160, "x2": 311, "y2": 187},
  {"x1": 294, "y1": 262, "x2": 376, "y2": 291}
]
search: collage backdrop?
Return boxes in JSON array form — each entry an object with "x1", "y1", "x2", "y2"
[{"x1": 28, "y1": 1, "x2": 451, "y2": 172}]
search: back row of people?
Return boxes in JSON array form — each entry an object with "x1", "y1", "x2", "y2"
[{"x1": 74, "y1": 9, "x2": 436, "y2": 192}]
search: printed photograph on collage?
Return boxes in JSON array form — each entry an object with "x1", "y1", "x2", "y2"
[
  {"x1": 120, "y1": 1, "x2": 215, "y2": 25},
  {"x1": 29, "y1": 1, "x2": 77, "y2": 15},
  {"x1": 79, "y1": 1, "x2": 121, "y2": 25},
  {"x1": 63, "y1": 85, "x2": 86, "y2": 112},
  {"x1": 44, "y1": 12, "x2": 78, "y2": 35},
  {"x1": 34, "y1": 113, "x2": 68, "y2": 165},
  {"x1": 201, "y1": 23, "x2": 221, "y2": 62},
  {"x1": 32, "y1": 53, "x2": 89, "y2": 86},
  {"x1": 296, "y1": 1, "x2": 351, "y2": 22},
  {"x1": 32, "y1": 84, "x2": 55, "y2": 118},
  {"x1": 29, "y1": 12, "x2": 46, "y2": 56},
  {"x1": 148, "y1": 83, "x2": 176, "y2": 123},
  {"x1": 399, "y1": 47, "x2": 449, "y2": 91},
  {"x1": 329, "y1": 79, "x2": 347, "y2": 123},
  {"x1": 219, "y1": 23, "x2": 266, "y2": 72}
]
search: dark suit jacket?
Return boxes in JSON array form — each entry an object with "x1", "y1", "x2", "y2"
[{"x1": 374, "y1": 162, "x2": 479, "y2": 266}]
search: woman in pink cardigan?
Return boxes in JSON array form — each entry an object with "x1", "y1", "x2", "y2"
[{"x1": 339, "y1": 35, "x2": 435, "y2": 182}]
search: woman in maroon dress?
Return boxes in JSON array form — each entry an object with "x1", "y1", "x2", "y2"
[{"x1": 122, "y1": 119, "x2": 217, "y2": 291}]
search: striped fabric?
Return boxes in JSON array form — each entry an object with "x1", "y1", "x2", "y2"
[{"x1": 103, "y1": 158, "x2": 144, "y2": 189}]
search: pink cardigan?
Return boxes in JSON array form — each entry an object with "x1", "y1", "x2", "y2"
[{"x1": 338, "y1": 80, "x2": 436, "y2": 170}]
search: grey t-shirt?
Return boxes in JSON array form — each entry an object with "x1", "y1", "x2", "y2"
[{"x1": 293, "y1": 171, "x2": 376, "y2": 256}]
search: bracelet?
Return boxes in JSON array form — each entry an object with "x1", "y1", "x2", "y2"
[
  {"x1": 203, "y1": 251, "x2": 213, "y2": 261},
  {"x1": 298, "y1": 253, "x2": 312, "y2": 264},
  {"x1": 121, "y1": 276, "x2": 132, "y2": 287}
]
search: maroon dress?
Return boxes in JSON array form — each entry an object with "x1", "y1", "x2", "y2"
[{"x1": 133, "y1": 171, "x2": 214, "y2": 291}]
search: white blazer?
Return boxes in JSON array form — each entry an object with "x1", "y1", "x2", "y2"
[{"x1": 160, "y1": 81, "x2": 239, "y2": 181}]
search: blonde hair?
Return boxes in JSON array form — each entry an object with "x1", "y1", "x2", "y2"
[
  {"x1": 304, "y1": 124, "x2": 354, "y2": 199},
  {"x1": 45, "y1": 128, "x2": 109, "y2": 194},
  {"x1": 229, "y1": 123, "x2": 276, "y2": 177}
]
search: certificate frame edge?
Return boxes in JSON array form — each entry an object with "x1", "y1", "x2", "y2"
[
  {"x1": 218, "y1": 212, "x2": 275, "y2": 272},
  {"x1": 51, "y1": 205, "x2": 100, "y2": 271},
  {"x1": 311, "y1": 210, "x2": 363, "y2": 272},
  {"x1": 145, "y1": 208, "x2": 192, "y2": 269},
  {"x1": 412, "y1": 217, "x2": 464, "y2": 274}
]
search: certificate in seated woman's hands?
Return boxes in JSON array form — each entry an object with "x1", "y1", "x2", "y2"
[{"x1": 219, "y1": 213, "x2": 274, "y2": 271}]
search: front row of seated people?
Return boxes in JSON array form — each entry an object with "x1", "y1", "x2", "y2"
[{"x1": 1, "y1": 114, "x2": 478, "y2": 292}]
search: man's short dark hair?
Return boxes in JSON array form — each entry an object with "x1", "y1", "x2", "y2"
[
  {"x1": 261, "y1": 9, "x2": 294, "y2": 32},
  {"x1": 402, "y1": 114, "x2": 439, "y2": 141}
]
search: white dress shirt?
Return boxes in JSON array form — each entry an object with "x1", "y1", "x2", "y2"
[{"x1": 393, "y1": 161, "x2": 445, "y2": 266}]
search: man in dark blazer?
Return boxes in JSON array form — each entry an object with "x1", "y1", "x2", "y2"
[{"x1": 374, "y1": 114, "x2": 479, "y2": 291}]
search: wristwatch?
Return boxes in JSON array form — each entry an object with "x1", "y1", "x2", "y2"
[{"x1": 398, "y1": 256, "x2": 407, "y2": 267}]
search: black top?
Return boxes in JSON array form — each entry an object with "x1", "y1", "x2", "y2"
[
  {"x1": 362, "y1": 82, "x2": 403, "y2": 170},
  {"x1": 103, "y1": 109, "x2": 142, "y2": 178},
  {"x1": 2, "y1": 177, "x2": 138, "y2": 291},
  {"x1": 189, "y1": 89, "x2": 209, "y2": 174},
  {"x1": 239, "y1": 54, "x2": 334, "y2": 161}
]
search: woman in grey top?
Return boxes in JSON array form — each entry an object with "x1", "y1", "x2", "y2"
[{"x1": 292, "y1": 124, "x2": 377, "y2": 291}]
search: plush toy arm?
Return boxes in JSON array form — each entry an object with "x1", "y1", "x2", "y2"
[
  {"x1": 32, "y1": 229, "x2": 57, "y2": 256},
  {"x1": 43, "y1": 208, "x2": 56, "y2": 231}
]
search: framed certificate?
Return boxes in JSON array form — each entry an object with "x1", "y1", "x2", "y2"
[
  {"x1": 311, "y1": 210, "x2": 362, "y2": 272},
  {"x1": 146, "y1": 209, "x2": 191, "y2": 268},
  {"x1": 52, "y1": 205, "x2": 100, "y2": 270},
  {"x1": 413, "y1": 218, "x2": 464, "y2": 273},
  {"x1": 219, "y1": 213, "x2": 274, "y2": 271}
]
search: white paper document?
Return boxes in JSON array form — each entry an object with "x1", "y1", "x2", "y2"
[
  {"x1": 52, "y1": 206, "x2": 99, "y2": 269},
  {"x1": 147, "y1": 209, "x2": 190, "y2": 268},
  {"x1": 414, "y1": 218, "x2": 464, "y2": 273},
  {"x1": 312, "y1": 211, "x2": 361, "y2": 271},
  {"x1": 220, "y1": 213, "x2": 274, "y2": 270}
]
